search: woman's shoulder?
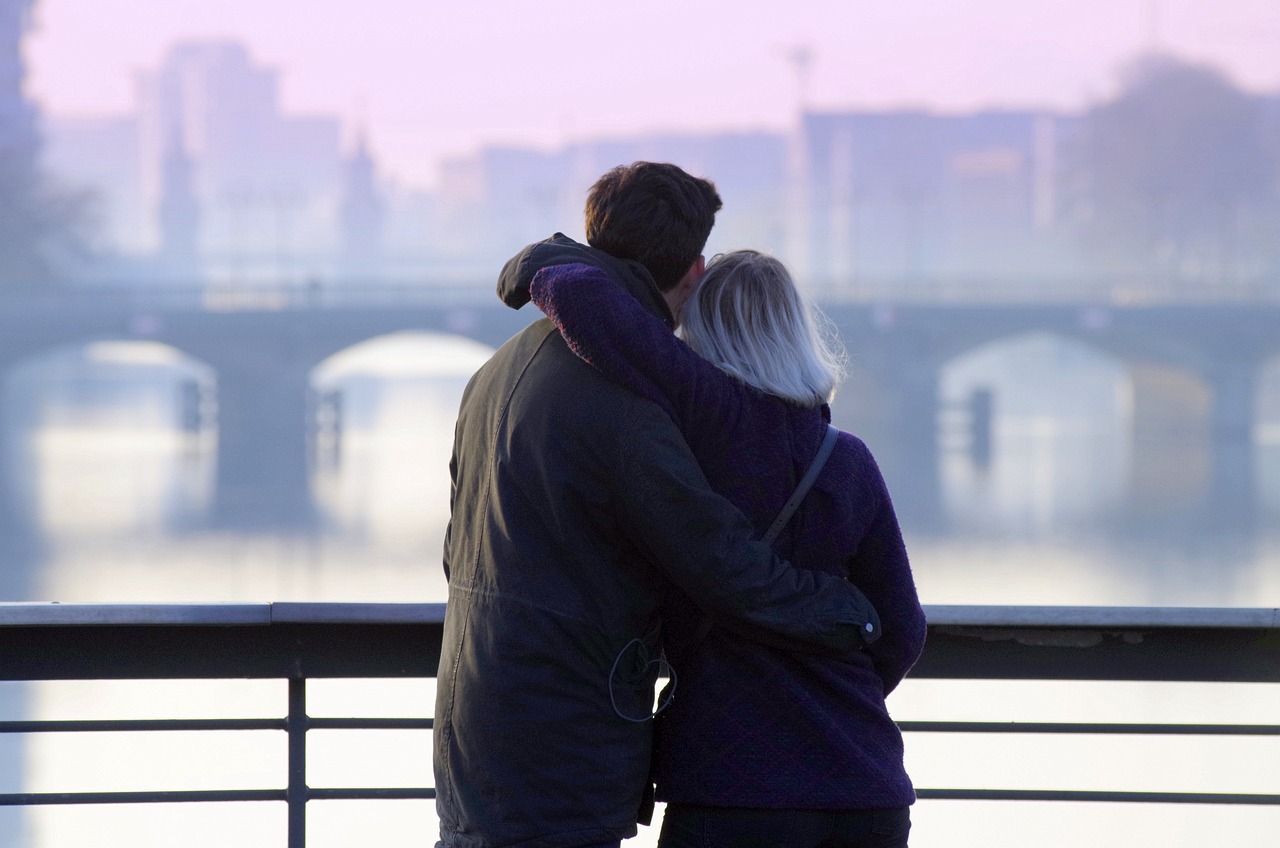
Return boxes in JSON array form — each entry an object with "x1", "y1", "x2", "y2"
[
  {"x1": 831, "y1": 428, "x2": 875, "y2": 465},
  {"x1": 819, "y1": 426, "x2": 890, "y2": 500}
]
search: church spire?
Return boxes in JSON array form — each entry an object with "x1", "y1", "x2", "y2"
[
  {"x1": 156, "y1": 122, "x2": 202, "y2": 280},
  {"x1": 338, "y1": 122, "x2": 385, "y2": 280}
]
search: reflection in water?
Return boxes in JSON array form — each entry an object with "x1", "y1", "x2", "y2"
[
  {"x1": 930, "y1": 333, "x2": 1279, "y2": 607},
  {"x1": 12, "y1": 342, "x2": 213, "y2": 540},
  {"x1": 312, "y1": 332, "x2": 493, "y2": 547},
  {"x1": 1261, "y1": 357, "x2": 1280, "y2": 516},
  {"x1": 943, "y1": 333, "x2": 1133, "y2": 534},
  {"x1": 0, "y1": 333, "x2": 1278, "y2": 846}
]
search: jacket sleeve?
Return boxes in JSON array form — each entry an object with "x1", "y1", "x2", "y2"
[
  {"x1": 531, "y1": 263, "x2": 747, "y2": 431},
  {"x1": 615, "y1": 403, "x2": 880, "y2": 654},
  {"x1": 845, "y1": 449, "x2": 927, "y2": 693}
]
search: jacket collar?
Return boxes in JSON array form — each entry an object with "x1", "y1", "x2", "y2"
[{"x1": 496, "y1": 233, "x2": 676, "y2": 330}]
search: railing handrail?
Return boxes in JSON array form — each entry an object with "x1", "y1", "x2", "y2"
[
  {"x1": 921, "y1": 604, "x2": 1280, "y2": 629},
  {"x1": 0, "y1": 601, "x2": 447, "y2": 627},
  {"x1": 0, "y1": 602, "x2": 1276, "y2": 685},
  {"x1": 0, "y1": 601, "x2": 1274, "y2": 630}
]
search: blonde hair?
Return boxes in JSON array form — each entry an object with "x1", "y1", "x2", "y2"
[{"x1": 679, "y1": 250, "x2": 847, "y2": 406}]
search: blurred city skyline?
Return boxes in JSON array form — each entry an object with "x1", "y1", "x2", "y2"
[
  {"x1": 12, "y1": 0, "x2": 1280, "y2": 288},
  {"x1": 24, "y1": 0, "x2": 1280, "y2": 189}
]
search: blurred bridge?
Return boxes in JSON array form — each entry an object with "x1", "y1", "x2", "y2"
[{"x1": 1, "y1": 279, "x2": 1278, "y2": 529}]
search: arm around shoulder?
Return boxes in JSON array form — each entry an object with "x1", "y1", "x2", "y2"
[
  {"x1": 616, "y1": 404, "x2": 877, "y2": 654},
  {"x1": 531, "y1": 263, "x2": 749, "y2": 431}
]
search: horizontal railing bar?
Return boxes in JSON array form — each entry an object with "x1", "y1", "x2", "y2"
[
  {"x1": 270, "y1": 603, "x2": 446, "y2": 624},
  {"x1": 0, "y1": 603, "x2": 1272, "y2": 630},
  {"x1": 0, "y1": 717, "x2": 432, "y2": 733},
  {"x1": 0, "y1": 789, "x2": 287, "y2": 807},
  {"x1": 9, "y1": 717, "x2": 1270, "y2": 737},
  {"x1": 0, "y1": 603, "x2": 272, "y2": 627},
  {"x1": 916, "y1": 789, "x2": 1280, "y2": 805},
  {"x1": 923, "y1": 605, "x2": 1280, "y2": 629},
  {"x1": 900, "y1": 721, "x2": 1280, "y2": 736},
  {"x1": 307, "y1": 788, "x2": 436, "y2": 801},
  {"x1": 308, "y1": 718, "x2": 433, "y2": 730},
  {"x1": 0, "y1": 786, "x2": 436, "y2": 807},
  {"x1": 0, "y1": 621, "x2": 442, "y2": 680},
  {"x1": 0, "y1": 718, "x2": 285, "y2": 733},
  {"x1": 0, "y1": 602, "x2": 450, "y2": 628},
  {"x1": 20, "y1": 787, "x2": 1273, "y2": 810}
]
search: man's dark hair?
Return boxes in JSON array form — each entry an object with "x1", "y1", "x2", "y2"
[{"x1": 584, "y1": 162, "x2": 723, "y2": 292}]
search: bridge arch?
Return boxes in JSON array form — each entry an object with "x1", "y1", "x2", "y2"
[
  {"x1": 937, "y1": 331, "x2": 1134, "y2": 532},
  {"x1": 1, "y1": 339, "x2": 216, "y2": 536},
  {"x1": 310, "y1": 331, "x2": 496, "y2": 541},
  {"x1": 146, "y1": 305, "x2": 529, "y2": 529},
  {"x1": 932, "y1": 327, "x2": 1270, "y2": 529},
  {"x1": 0, "y1": 317, "x2": 514, "y2": 534}
]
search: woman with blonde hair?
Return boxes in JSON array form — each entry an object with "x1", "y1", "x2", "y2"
[{"x1": 530, "y1": 249, "x2": 926, "y2": 848}]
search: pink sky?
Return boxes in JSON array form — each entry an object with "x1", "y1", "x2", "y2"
[{"x1": 22, "y1": 0, "x2": 1280, "y2": 189}]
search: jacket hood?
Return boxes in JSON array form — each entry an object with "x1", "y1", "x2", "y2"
[{"x1": 497, "y1": 233, "x2": 676, "y2": 329}]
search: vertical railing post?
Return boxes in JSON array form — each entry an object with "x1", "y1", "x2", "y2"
[{"x1": 287, "y1": 676, "x2": 309, "y2": 848}]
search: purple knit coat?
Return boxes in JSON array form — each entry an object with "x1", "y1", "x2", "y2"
[{"x1": 530, "y1": 263, "x2": 927, "y2": 811}]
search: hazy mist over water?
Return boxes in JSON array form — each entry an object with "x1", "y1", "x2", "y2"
[
  {"x1": 0, "y1": 333, "x2": 1278, "y2": 847},
  {"x1": 5, "y1": 332, "x2": 1277, "y2": 610}
]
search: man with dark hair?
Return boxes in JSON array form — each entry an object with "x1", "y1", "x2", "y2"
[
  {"x1": 584, "y1": 161, "x2": 723, "y2": 295},
  {"x1": 434, "y1": 162, "x2": 879, "y2": 848}
]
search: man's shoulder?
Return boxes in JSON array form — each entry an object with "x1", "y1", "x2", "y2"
[
  {"x1": 529, "y1": 329, "x2": 671, "y2": 413},
  {"x1": 472, "y1": 321, "x2": 671, "y2": 427}
]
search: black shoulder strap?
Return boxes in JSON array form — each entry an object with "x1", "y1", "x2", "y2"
[
  {"x1": 679, "y1": 424, "x2": 841, "y2": 660},
  {"x1": 760, "y1": 424, "x2": 840, "y2": 545}
]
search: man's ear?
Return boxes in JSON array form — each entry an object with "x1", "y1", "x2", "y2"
[
  {"x1": 663, "y1": 255, "x2": 706, "y2": 325},
  {"x1": 677, "y1": 255, "x2": 705, "y2": 296}
]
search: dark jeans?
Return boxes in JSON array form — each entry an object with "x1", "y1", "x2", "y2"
[{"x1": 658, "y1": 804, "x2": 911, "y2": 848}]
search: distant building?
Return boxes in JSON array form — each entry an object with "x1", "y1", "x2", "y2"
[
  {"x1": 0, "y1": 0, "x2": 36, "y2": 166},
  {"x1": 336, "y1": 129, "x2": 386, "y2": 281},
  {"x1": 38, "y1": 38, "x2": 1280, "y2": 292},
  {"x1": 790, "y1": 109, "x2": 1084, "y2": 292},
  {"x1": 432, "y1": 131, "x2": 790, "y2": 267},
  {"x1": 135, "y1": 41, "x2": 343, "y2": 283},
  {"x1": 154, "y1": 124, "x2": 201, "y2": 281},
  {"x1": 43, "y1": 40, "x2": 348, "y2": 284},
  {"x1": 433, "y1": 118, "x2": 1087, "y2": 289}
]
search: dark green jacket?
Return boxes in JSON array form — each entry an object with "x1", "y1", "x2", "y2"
[{"x1": 433, "y1": 235, "x2": 877, "y2": 848}]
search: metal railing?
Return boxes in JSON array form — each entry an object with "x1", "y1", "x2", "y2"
[
  {"x1": 0, "y1": 602, "x2": 441, "y2": 847},
  {"x1": 0, "y1": 602, "x2": 1277, "y2": 845},
  {"x1": 907, "y1": 605, "x2": 1280, "y2": 806}
]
